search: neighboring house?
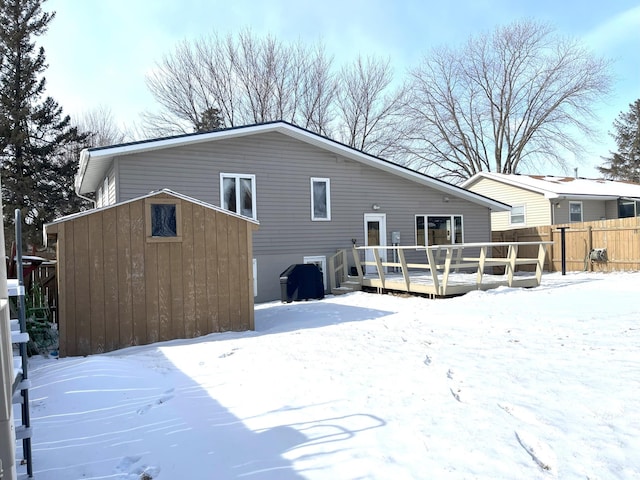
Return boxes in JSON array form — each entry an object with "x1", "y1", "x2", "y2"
[
  {"x1": 75, "y1": 121, "x2": 509, "y2": 302},
  {"x1": 44, "y1": 190, "x2": 258, "y2": 356},
  {"x1": 462, "y1": 172, "x2": 640, "y2": 231}
]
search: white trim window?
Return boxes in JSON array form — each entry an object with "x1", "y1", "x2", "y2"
[
  {"x1": 303, "y1": 255, "x2": 327, "y2": 290},
  {"x1": 510, "y1": 205, "x2": 526, "y2": 225},
  {"x1": 569, "y1": 201, "x2": 583, "y2": 222},
  {"x1": 310, "y1": 177, "x2": 331, "y2": 221},
  {"x1": 221, "y1": 173, "x2": 257, "y2": 220},
  {"x1": 415, "y1": 215, "x2": 463, "y2": 246}
]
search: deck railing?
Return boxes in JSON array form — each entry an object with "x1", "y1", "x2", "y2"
[{"x1": 330, "y1": 241, "x2": 552, "y2": 297}]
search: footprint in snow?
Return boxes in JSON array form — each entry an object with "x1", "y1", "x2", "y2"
[
  {"x1": 447, "y1": 369, "x2": 467, "y2": 403},
  {"x1": 498, "y1": 402, "x2": 542, "y2": 426},
  {"x1": 515, "y1": 430, "x2": 557, "y2": 475}
]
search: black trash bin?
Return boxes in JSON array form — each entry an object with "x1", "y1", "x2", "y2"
[{"x1": 279, "y1": 264, "x2": 325, "y2": 303}]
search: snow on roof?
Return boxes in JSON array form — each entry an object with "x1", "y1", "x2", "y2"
[{"x1": 463, "y1": 172, "x2": 640, "y2": 200}]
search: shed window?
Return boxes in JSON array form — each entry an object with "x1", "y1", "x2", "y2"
[
  {"x1": 311, "y1": 177, "x2": 331, "y2": 221},
  {"x1": 221, "y1": 173, "x2": 256, "y2": 220},
  {"x1": 145, "y1": 198, "x2": 182, "y2": 242},
  {"x1": 510, "y1": 205, "x2": 525, "y2": 225},
  {"x1": 569, "y1": 202, "x2": 583, "y2": 222}
]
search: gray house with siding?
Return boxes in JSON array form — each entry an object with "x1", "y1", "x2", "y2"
[{"x1": 75, "y1": 121, "x2": 509, "y2": 302}]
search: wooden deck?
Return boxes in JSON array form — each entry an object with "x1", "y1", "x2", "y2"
[{"x1": 329, "y1": 242, "x2": 552, "y2": 298}]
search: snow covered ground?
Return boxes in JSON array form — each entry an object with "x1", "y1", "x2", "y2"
[{"x1": 16, "y1": 271, "x2": 640, "y2": 479}]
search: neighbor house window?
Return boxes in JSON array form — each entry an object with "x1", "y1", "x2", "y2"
[
  {"x1": 618, "y1": 199, "x2": 640, "y2": 218},
  {"x1": 569, "y1": 202, "x2": 583, "y2": 222},
  {"x1": 310, "y1": 177, "x2": 331, "y2": 221},
  {"x1": 415, "y1": 215, "x2": 463, "y2": 246},
  {"x1": 145, "y1": 198, "x2": 182, "y2": 242},
  {"x1": 221, "y1": 173, "x2": 256, "y2": 220},
  {"x1": 510, "y1": 205, "x2": 525, "y2": 225}
]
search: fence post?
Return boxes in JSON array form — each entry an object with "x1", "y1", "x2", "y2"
[
  {"x1": 587, "y1": 226, "x2": 593, "y2": 272},
  {"x1": 557, "y1": 227, "x2": 569, "y2": 275}
]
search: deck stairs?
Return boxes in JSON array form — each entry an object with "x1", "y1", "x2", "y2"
[{"x1": 331, "y1": 276, "x2": 362, "y2": 295}]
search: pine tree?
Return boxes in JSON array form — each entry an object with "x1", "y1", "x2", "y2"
[
  {"x1": 0, "y1": 0, "x2": 89, "y2": 249},
  {"x1": 598, "y1": 99, "x2": 640, "y2": 183}
]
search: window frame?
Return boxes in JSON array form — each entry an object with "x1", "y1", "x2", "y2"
[
  {"x1": 145, "y1": 198, "x2": 183, "y2": 243},
  {"x1": 310, "y1": 177, "x2": 331, "y2": 221},
  {"x1": 304, "y1": 255, "x2": 327, "y2": 289},
  {"x1": 220, "y1": 173, "x2": 257, "y2": 220},
  {"x1": 510, "y1": 205, "x2": 526, "y2": 225},
  {"x1": 569, "y1": 201, "x2": 583, "y2": 223},
  {"x1": 415, "y1": 214, "x2": 464, "y2": 246}
]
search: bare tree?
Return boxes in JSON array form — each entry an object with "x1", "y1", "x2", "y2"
[
  {"x1": 403, "y1": 20, "x2": 612, "y2": 182},
  {"x1": 76, "y1": 106, "x2": 129, "y2": 147},
  {"x1": 143, "y1": 31, "x2": 408, "y2": 157},
  {"x1": 143, "y1": 30, "x2": 338, "y2": 137},
  {"x1": 336, "y1": 55, "x2": 406, "y2": 158}
]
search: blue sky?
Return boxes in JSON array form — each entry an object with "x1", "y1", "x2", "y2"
[{"x1": 41, "y1": 0, "x2": 639, "y2": 176}]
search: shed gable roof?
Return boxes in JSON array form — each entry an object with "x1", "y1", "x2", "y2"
[
  {"x1": 462, "y1": 172, "x2": 640, "y2": 201},
  {"x1": 76, "y1": 121, "x2": 509, "y2": 211},
  {"x1": 44, "y1": 188, "x2": 258, "y2": 244}
]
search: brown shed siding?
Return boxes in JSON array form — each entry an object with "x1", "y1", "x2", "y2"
[{"x1": 49, "y1": 193, "x2": 256, "y2": 357}]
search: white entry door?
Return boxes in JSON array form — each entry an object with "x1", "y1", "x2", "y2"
[{"x1": 364, "y1": 213, "x2": 387, "y2": 275}]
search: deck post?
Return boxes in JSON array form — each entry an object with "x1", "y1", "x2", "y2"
[
  {"x1": 476, "y1": 246, "x2": 487, "y2": 286},
  {"x1": 397, "y1": 249, "x2": 411, "y2": 291},
  {"x1": 373, "y1": 248, "x2": 385, "y2": 286},
  {"x1": 441, "y1": 247, "x2": 454, "y2": 295},
  {"x1": 506, "y1": 244, "x2": 518, "y2": 287},
  {"x1": 328, "y1": 255, "x2": 336, "y2": 291},
  {"x1": 425, "y1": 247, "x2": 440, "y2": 294},
  {"x1": 535, "y1": 243, "x2": 546, "y2": 284}
]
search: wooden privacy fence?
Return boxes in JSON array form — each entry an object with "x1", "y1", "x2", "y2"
[{"x1": 493, "y1": 217, "x2": 640, "y2": 273}]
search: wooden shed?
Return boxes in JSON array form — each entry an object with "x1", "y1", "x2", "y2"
[{"x1": 44, "y1": 189, "x2": 258, "y2": 357}]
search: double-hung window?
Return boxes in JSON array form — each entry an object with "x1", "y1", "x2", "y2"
[
  {"x1": 510, "y1": 205, "x2": 525, "y2": 225},
  {"x1": 221, "y1": 173, "x2": 257, "y2": 220},
  {"x1": 310, "y1": 177, "x2": 331, "y2": 221},
  {"x1": 569, "y1": 201, "x2": 583, "y2": 222}
]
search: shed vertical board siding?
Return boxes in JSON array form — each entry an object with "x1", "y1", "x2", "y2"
[
  {"x1": 73, "y1": 216, "x2": 91, "y2": 356},
  {"x1": 227, "y1": 216, "x2": 241, "y2": 330},
  {"x1": 192, "y1": 204, "x2": 207, "y2": 336},
  {"x1": 237, "y1": 223, "x2": 251, "y2": 330},
  {"x1": 56, "y1": 224, "x2": 68, "y2": 356},
  {"x1": 102, "y1": 207, "x2": 120, "y2": 352},
  {"x1": 205, "y1": 210, "x2": 219, "y2": 332},
  {"x1": 144, "y1": 242, "x2": 160, "y2": 344},
  {"x1": 129, "y1": 199, "x2": 146, "y2": 345},
  {"x1": 170, "y1": 242, "x2": 185, "y2": 340},
  {"x1": 181, "y1": 201, "x2": 196, "y2": 338},
  {"x1": 88, "y1": 212, "x2": 106, "y2": 354},
  {"x1": 115, "y1": 131, "x2": 495, "y2": 301},
  {"x1": 116, "y1": 204, "x2": 133, "y2": 347},
  {"x1": 216, "y1": 214, "x2": 231, "y2": 331},
  {"x1": 157, "y1": 242, "x2": 172, "y2": 341}
]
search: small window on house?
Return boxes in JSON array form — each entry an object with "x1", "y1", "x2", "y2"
[
  {"x1": 510, "y1": 205, "x2": 525, "y2": 225},
  {"x1": 569, "y1": 202, "x2": 583, "y2": 222},
  {"x1": 145, "y1": 198, "x2": 182, "y2": 242},
  {"x1": 304, "y1": 255, "x2": 327, "y2": 289},
  {"x1": 310, "y1": 177, "x2": 331, "y2": 221},
  {"x1": 415, "y1": 215, "x2": 463, "y2": 246},
  {"x1": 221, "y1": 173, "x2": 256, "y2": 219}
]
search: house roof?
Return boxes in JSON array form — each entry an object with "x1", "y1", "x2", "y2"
[
  {"x1": 461, "y1": 172, "x2": 640, "y2": 201},
  {"x1": 43, "y1": 189, "x2": 259, "y2": 246},
  {"x1": 75, "y1": 121, "x2": 509, "y2": 211}
]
